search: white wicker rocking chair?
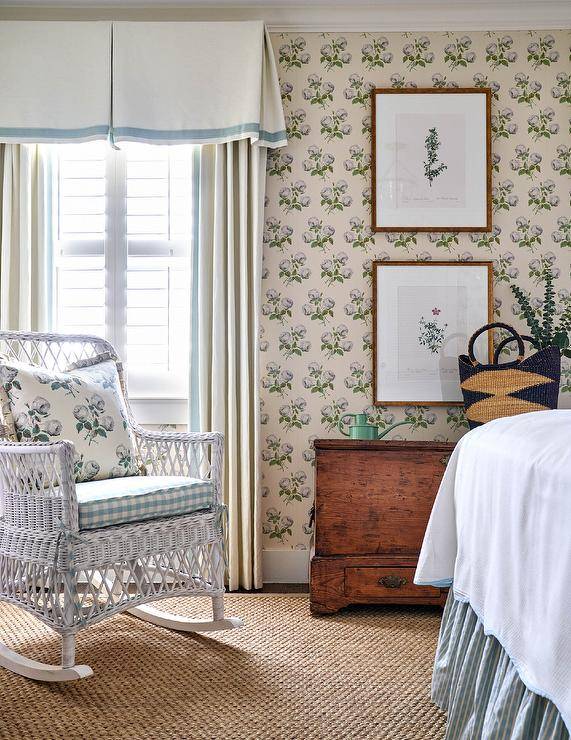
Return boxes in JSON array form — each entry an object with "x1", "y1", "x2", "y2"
[{"x1": 0, "y1": 331, "x2": 242, "y2": 682}]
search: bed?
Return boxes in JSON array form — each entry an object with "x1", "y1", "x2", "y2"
[{"x1": 415, "y1": 410, "x2": 571, "y2": 739}]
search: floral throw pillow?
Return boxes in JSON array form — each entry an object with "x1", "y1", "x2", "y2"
[{"x1": 0, "y1": 358, "x2": 139, "y2": 482}]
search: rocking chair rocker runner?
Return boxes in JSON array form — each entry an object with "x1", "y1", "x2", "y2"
[{"x1": 0, "y1": 331, "x2": 242, "y2": 682}]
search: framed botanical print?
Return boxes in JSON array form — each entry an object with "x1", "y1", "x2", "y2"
[
  {"x1": 373, "y1": 261, "x2": 493, "y2": 405},
  {"x1": 371, "y1": 88, "x2": 492, "y2": 232}
]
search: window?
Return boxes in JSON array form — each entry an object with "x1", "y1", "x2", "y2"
[{"x1": 49, "y1": 141, "x2": 194, "y2": 419}]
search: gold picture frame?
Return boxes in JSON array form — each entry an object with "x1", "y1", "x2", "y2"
[
  {"x1": 372, "y1": 260, "x2": 493, "y2": 406},
  {"x1": 371, "y1": 88, "x2": 492, "y2": 232}
]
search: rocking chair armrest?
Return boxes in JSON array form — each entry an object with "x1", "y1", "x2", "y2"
[
  {"x1": 0, "y1": 440, "x2": 79, "y2": 530},
  {"x1": 130, "y1": 425, "x2": 224, "y2": 501},
  {"x1": 129, "y1": 424, "x2": 222, "y2": 446}
]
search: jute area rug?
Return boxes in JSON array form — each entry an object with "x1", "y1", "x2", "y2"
[{"x1": 0, "y1": 595, "x2": 446, "y2": 740}]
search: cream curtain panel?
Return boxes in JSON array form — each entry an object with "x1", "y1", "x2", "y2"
[
  {"x1": 0, "y1": 22, "x2": 111, "y2": 143},
  {"x1": 0, "y1": 144, "x2": 49, "y2": 331},
  {"x1": 192, "y1": 141, "x2": 267, "y2": 590},
  {"x1": 112, "y1": 22, "x2": 286, "y2": 148}
]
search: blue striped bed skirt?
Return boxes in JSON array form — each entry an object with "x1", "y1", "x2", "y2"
[{"x1": 433, "y1": 592, "x2": 569, "y2": 739}]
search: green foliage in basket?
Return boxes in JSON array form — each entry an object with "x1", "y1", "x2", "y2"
[{"x1": 510, "y1": 270, "x2": 571, "y2": 357}]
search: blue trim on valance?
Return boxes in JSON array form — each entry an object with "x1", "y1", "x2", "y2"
[
  {"x1": 0, "y1": 125, "x2": 109, "y2": 141},
  {"x1": 0, "y1": 124, "x2": 287, "y2": 146},
  {"x1": 259, "y1": 129, "x2": 289, "y2": 143},
  {"x1": 112, "y1": 123, "x2": 287, "y2": 145}
]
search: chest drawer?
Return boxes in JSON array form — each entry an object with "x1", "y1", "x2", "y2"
[{"x1": 345, "y1": 566, "x2": 441, "y2": 600}]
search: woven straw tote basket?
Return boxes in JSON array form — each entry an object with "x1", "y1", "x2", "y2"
[{"x1": 458, "y1": 322, "x2": 561, "y2": 429}]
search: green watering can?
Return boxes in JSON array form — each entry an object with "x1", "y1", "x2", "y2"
[{"x1": 338, "y1": 413, "x2": 412, "y2": 440}]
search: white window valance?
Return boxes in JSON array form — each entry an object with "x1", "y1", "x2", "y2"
[
  {"x1": 0, "y1": 20, "x2": 286, "y2": 149},
  {"x1": 0, "y1": 22, "x2": 111, "y2": 143},
  {"x1": 112, "y1": 21, "x2": 286, "y2": 148}
]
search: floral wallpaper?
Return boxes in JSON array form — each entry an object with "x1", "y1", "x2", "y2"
[{"x1": 261, "y1": 30, "x2": 571, "y2": 551}]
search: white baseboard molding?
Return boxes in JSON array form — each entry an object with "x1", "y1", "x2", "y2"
[{"x1": 262, "y1": 549, "x2": 310, "y2": 584}]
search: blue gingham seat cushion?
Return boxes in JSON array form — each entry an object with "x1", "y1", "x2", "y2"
[{"x1": 76, "y1": 475, "x2": 214, "y2": 530}]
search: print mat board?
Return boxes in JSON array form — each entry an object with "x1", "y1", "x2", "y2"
[
  {"x1": 372, "y1": 89, "x2": 492, "y2": 231},
  {"x1": 373, "y1": 261, "x2": 493, "y2": 405}
]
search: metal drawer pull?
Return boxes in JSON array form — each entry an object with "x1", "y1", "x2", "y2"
[
  {"x1": 378, "y1": 575, "x2": 407, "y2": 589},
  {"x1": 440, "y1": 454, "x2": 451, "y2": 466}
]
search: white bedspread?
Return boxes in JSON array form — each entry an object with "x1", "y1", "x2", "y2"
[{"x1": 415, "y1": 410, "x2": 571, "y2": 731}]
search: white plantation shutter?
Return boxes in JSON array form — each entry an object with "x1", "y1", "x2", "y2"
[
  {"x1": 55, "y1": 141, "x2": 107, "y2": 336},
  {"x1": 125, "y1": 143, "x2": 192, "y2": 399},
  {"x1": 52, "y1": 141, "x2": 193, "y2": 409}
]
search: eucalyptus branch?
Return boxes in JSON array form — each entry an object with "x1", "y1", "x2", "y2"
[
  {"x1": 540, "y1": 271, "x2": 556, "y2": 345},
  {"x1": 511, "y1": 274, "x2": 571, "y2": 355},
  {"x1": 510, "y1": 284, "x2": 543, "y2": 344},
  {"x1": 557, "y1": 302, "x2": 571, "y2": 332}
]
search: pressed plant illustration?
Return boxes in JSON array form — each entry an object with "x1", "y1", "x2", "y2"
[
  {"x1": 423, "y1": 127, "x2": 447, "y2": 186},
  {"x1": 418, "y1": 308, "x2": 448, "y2": 353}
]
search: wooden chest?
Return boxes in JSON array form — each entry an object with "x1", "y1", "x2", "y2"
[{"x1": 310, "y1": 439, "x2": 453, "y2": 614}]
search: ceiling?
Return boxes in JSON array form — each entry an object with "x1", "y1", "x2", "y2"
[{"x1": 0, "y1": 0, "x2": 569, "y2": 31}]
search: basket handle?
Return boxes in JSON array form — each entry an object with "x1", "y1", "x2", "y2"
[
  {"x1": 468, "y1": 322, "x2": 525, "y2": 366},
  {"x1": 493, "y1": 334, "x2": 539, "y2": 364}
]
